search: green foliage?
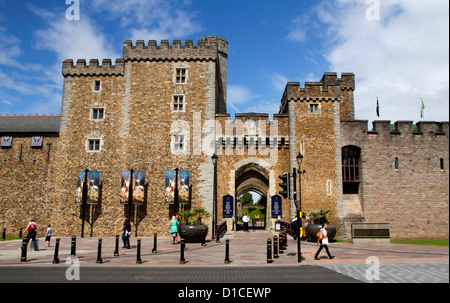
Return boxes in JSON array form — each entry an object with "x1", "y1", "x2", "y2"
[
  {"x1": 240, "y1": 192, "x2": 254, "y2": 206},
  {"x1": 307, "y1": 209, "x2": 331, "y2": 225},
  {"x1": 178, "y1": 208, "x2": 210, "y2": 225}
]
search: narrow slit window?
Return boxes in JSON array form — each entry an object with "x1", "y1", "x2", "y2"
[
  {"x1": 394, "y1": 157, "x2": 399, "y2": 170},
  {"x1": 440, "y1": 158, "x2": 445, "y2": 170},
  {"x1": 94, "y1": 80, "x2": 101, "y2": 92}
]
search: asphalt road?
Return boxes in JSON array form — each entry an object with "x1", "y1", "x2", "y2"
[{"x1": 0, "y1": 265, "x2": 361, "y2": 283}]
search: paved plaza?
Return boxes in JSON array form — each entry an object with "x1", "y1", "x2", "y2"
[{"x1": 0, "y1": 230, "x2": 448, "y2": 283}]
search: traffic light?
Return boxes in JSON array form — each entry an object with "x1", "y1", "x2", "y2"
[{"x1": 278, "y1": 173, "x2": 290, "y2": 199}]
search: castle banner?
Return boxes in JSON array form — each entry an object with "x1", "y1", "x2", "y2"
[
  {"x1": 165, "y1": 170, "x2": 190, "y2": 205},
  {"x1": 120, "y1": 171, "x2": 145, "y2": 205},
  {"x1": 75, "y1": 171, "x2": 100, "y2": 205}
]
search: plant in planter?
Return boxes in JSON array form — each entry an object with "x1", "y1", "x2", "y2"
[
  {"x1": 178, "y1": 208, "x2": 210, "y2": 243},
  {"x1": 306, "y1": 209, "x2": 336, "y2": 242}
]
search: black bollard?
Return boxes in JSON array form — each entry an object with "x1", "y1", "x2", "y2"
[
  {"x1": 267, "y1": 238, "x2": 273, "y2": 263},
  {"x1": 274, "y1": 235, "x2": 279, "y2": 258},
  {"x1": 52, "y1": 238, "x2": 60, "y2": 264},
  {"x1": 114, "y1": 235, "x2": 120, "y2": 256},
  {"x1": 201, "y1": 228, "x2": 206, "y2": 246},
  {"x1": 96, "y1": 238, "x2": 103, "y2": 264},
  {"x1": 20, "y1": 237, "x2": 27, "y2": 262},
  {"x1": 2, "y1": 228, "x2": 5, "y2": 240},
  {"x1": 279, "y1": 234, "x2": 284, "y2": 254},
  {"x1": 19, "y1": 228, "x2": 23, "y2": 239},
  {"x1": 70, "y1": 235, "x2": 76, "y2": 257},
  {"x1": 136, "y1": 238, "x2": 143, "y2": 264},
  {"x1": 224, "y1": 239, "x2": 231, "y2": 264},
  {"x1": 179, "y1": 239, "x2": 186, "y2": 264},
  {"x1": 152, "y1": 233, "x2": 157, "y2": 253}
]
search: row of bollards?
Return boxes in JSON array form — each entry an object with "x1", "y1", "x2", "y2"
[
  {"x1": 19, "y1": 233, "x2": 232, "y2": 265},
  {"x1": 267, "y1": 231, "x2": 288, "y2": 263},
  {"x1": 2, "y1": 228, "x2": 24, "y2": 240}
]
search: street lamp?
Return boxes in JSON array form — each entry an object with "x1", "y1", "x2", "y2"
[
  {"x1": 295, "y1": 152, "x2": 306, "y2": 262},
  {"x1": 211, "y1": 154, "x2": 218, "y2": 239}
]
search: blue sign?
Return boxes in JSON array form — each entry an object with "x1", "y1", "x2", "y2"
[
  {"x1": 271, "y1": 195, "x2": 282, "y2": 218},
  {"x1": 223, "y1": 195, "x2": 234, "y2": 218}
]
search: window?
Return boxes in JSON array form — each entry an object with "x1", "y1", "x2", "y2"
[
  {"x1": 87, "y1": 139, "x2": 101, "y2": 152},
  {"x1": 175, "y1": 68, "x2": 187, "y2": 84},
  {"x1": 309, "y1": 104, "x2": 319, "y2": 114},
  {"x1": 440, "y1": 158, "x2": 445, "y2": 170},
  {"x1": 173, "y1": 96, "x2": 184, "y2": 112},
  {"x1": 394, "y1": 157, "x2": 399, "y2": 170},
  {"x1": 94, "y1": 80, "x2": 101, "y2": 92},
  {"x1": 1, "y1": 136, "x2": 12, "y2": 148},
  {"x1": 174, "y1": 135, "x2": 184, "y2": 151},
  {"x1": 92, "y1": 108, "x2": 105, "y2": 120},
  {"x1": 342, "y1": 146, "x2": 361, "y2": 182},
  {"x1": 31, "y1": 136, "x2": 43, "y2": 148}
]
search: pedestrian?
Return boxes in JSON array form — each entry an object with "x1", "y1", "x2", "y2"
[
  {"x1": 303, "y1": 213, "x2": 310, "y2": 241},
  {"x1": 291, "y1": 216, "x2": 299, "y2": 240},
  {"x1": 242, "y1": 214, "x2": 250, "y2": 232},
  {"x1": 45, "y1": 224, "x2": 52, "y2": 247},
  {"x1": 314, "y1": 223, "x2": 335, "y2": 260},
  {"x1": 170, "y1": 216, "x2": 179, "y2": 244},
  {"x1": 122, "y1": 217, "x2": 131, "y2": 249},
  {"x1": 25, "y1": 219, "x2": 39, "y2": 251},
  {"x1": 175, "y1": 215, "x2": 181, "y2": 244}
]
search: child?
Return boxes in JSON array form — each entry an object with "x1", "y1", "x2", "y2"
[{"x1": 45, "y1": 224, "x2": 52, "y2": 247}]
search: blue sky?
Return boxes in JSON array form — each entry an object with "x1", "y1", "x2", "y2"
[{"x1": 0, "y1": 0, "x2": 448, "y2": 124}]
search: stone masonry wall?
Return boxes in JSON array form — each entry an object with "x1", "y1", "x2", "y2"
[{"x1": 341, "y1": 120, "x2": 449, "y2": 240}]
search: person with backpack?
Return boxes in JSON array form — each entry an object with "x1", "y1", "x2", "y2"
[{"x1": 25, "y1": 219, "x2": 39, "y2": 251}]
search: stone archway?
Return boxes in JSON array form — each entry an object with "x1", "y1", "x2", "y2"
[{"x1": 234, "y1": 161, "x2": 270, "y2": 230}]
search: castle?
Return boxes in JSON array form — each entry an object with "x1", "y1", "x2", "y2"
[{"x1": 1, "y1": 36, "x2": 448, "y2": 240}]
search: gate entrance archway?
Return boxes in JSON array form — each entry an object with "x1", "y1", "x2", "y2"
[{"x1": 235, "y1": 162, "x2": 270, "y2": 231}]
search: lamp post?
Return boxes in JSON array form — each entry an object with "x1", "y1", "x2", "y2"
[
  {"x1": 295, "y1": 152, "x2": 306, "y2": 263},
  {"x1": 211, "y1": 154, "x2": 218, "y2": 240}
]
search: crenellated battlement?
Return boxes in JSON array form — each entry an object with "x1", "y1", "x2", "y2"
[
  {"x1": 342, "y1": 120, "x2": 449, "y2": 137},
  {"x1": 62, "y1": 59, "x2": 125, "y2": 77},
  {"x1": 123, "y1": 35, "x2": 228, "y2": 62}
]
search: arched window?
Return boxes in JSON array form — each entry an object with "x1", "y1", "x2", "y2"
[
  {"x1": 342, "y1": 146, "x2": 361, "y2": 182},
  {"x1": 342, "y1": 146, "x2": 361, "y2": 194}
]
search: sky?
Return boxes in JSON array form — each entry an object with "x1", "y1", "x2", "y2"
[{"x1": 0, "y1": 0, "x2": 448, "y2": 125}]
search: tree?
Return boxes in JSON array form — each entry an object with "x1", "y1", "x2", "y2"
[{"x1": 240, "y1": 192, "x2": 254, "y2": 206}]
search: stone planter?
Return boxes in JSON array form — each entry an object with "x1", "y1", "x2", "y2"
[
  {"x1": 179, "y1": 225, "x2": 209, "y2": 243},
  {"x1": 306, "y1": 224, "x2": 336, "y2": 242}
]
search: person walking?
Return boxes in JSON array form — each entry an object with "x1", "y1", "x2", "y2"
[
  {"x1": 170, "y1": 216, "x2": 179, "y2": 244},
  {"x1": 242, "y1": 214, "x2": 250, "y2": 232},
  {"x1": 25, "y1": 219, "x2": 39, "y2": 251},
  {"x1": 121, "y1": 217, "x2": 131, "y2": 249},
  {"x1": 45, "y1": 224, "x2": 52, "y2": 247},
  {"x1": 314, "y1": 223, "x2": 335, "y2": 260}
]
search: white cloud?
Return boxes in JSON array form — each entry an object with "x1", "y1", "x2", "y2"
[
  {"x1": 89, "y1": 0, "x2": 201, "y2": 41},
  {"x1": 287, "y1": 0, "x2": 449, "y2": 123},
  {"x1": 34, "y1": 16, "x2": 119, "y2": 62},
  {"x1": 318, "y1": 0, "x2": 449, "y2": 122}
]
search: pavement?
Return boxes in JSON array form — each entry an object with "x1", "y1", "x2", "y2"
[{"x1": 0, "y1": 230, "x2": 448, "y2": 283}]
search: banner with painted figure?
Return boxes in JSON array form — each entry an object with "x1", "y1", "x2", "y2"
[
  {"x1": 178, "y1": 170, "x2": 190, "y2": 205},
  {"x1": 132, "y1": 171, "x2": 145, "y2": 205},
  {"x1": 120, "y1": 171, "x2": 131, "y2": 204},
  {"x1": 75, "y1": 171, "x2": 85, "y2": 205},
  {"x1": 86, "y1": 171, "x2": 100, "y2": 205},
  {"x1": 165, "y1": 170, "x2": 176, "y2": 204}
]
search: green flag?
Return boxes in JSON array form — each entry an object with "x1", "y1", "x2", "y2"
[{"x1": 420, "y1": 98, "x2": 425, "y2": 119}]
